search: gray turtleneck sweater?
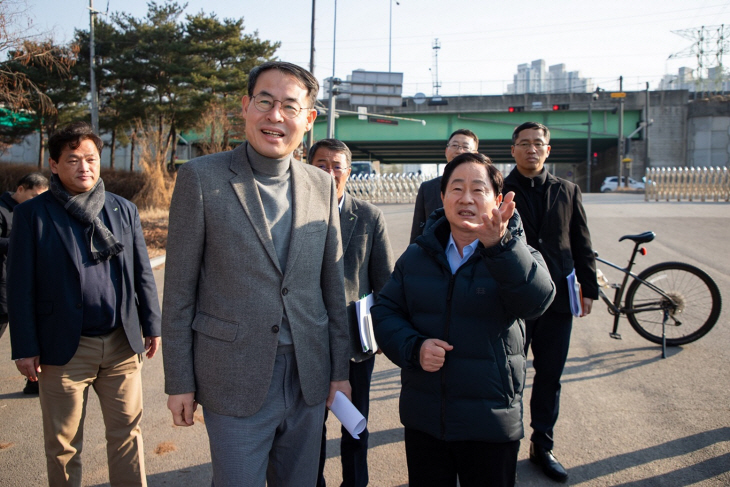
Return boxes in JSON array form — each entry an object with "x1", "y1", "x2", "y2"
[{"x1": 246, "y1": 143, "x2": 294, "y2": 349}]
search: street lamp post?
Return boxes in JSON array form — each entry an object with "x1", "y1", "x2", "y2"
[
  {"x1": 89, "y1": 0, "x2": 99, "y2": 133},
  {"x1": 306, "y1": 0, "x2": 316, "y2": 153},
  {"x1": 389, "y1": 0, "x2": 399, "y2": 72},
  {"x1": 326, "y1": 0, "x2": 338, "y2": 138}
]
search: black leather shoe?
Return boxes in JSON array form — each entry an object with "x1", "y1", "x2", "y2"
[
  {"x1": 529, "y1": 442, "x2": 568, "y2": 483},
  {"x1": 22, "y1": 379, "x2": 39, "y2": 395}
]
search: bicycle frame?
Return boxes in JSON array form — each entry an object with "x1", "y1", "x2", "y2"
[{"x1": 595, "y1": 240, "x2": 680, "y2": 340}]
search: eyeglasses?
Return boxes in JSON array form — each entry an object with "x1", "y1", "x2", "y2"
[
  {"x1": 314, "y1": 164, "x2": 350, "y2": 175},
  {"x1": 446, "y1": 143, "x2": 474, "y2": 152},
  {"x1": 514, "y1": 142, "x2": 547, "y2": 150},
  {"x1": 251, "y1": 93, "x2": 311, "y2": 119}
]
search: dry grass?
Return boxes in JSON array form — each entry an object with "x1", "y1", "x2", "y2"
[
  {"x1": 140, "y1": 208, "x2": 169, "y2": 257},
  {"x1": 140, "y1": 207, "x2": 169, "y2": 221},
  {"x1": 130, "y1": 121, "x2": 176, "y2": 211}
]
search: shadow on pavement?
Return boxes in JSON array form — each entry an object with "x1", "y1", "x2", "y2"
[
  {"x1": 0, "y1": 391, "x2": 33, "y2": 401},
  {"x1": 568, "y1": 427, "x2": 730, "y2": 485},
  {"x1": 90, "y1": 463, "x2": 213, "y2": 487},
  {"x1": 323, "y1": 427, "x2": 405, "y2": 459},
  {"x1": 559, "y1": 346, "x2": 683, "y2": 383},
  {"x1": 370, "y1": 367, "x2": 402, "y2": 402}
]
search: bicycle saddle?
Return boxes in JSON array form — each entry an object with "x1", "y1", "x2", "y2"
[{"x1": 618, "y1": 231, "x2": 656, "y2": 243}]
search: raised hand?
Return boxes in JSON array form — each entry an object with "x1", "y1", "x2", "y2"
[{"x1": 462, "y1": 191, "x2": 516, "y2": 248}]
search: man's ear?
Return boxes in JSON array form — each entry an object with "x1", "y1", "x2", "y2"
[
  {"x1": 49, "y1": 158, "x2": 59, "y2": 174},
  {"x1": 305, "y1": 107, "x2": 317, "y2": 131}
]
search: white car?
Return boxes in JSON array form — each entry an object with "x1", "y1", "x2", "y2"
[{"x1": 600, "y1": 176, "x2": 645, "y2": 192}]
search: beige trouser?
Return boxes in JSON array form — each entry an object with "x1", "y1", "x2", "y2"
[{"x1": 38, "y1": 327, "x2": 146, "y2": 487}]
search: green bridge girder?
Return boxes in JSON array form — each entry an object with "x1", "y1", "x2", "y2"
[{"x1": 312, "y1": 109, "x2": 642, "y2": 166}]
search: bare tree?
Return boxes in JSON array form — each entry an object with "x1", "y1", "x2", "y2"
[
  {"x1": 195, "y1": 98, "x2": 244, "y2": 155},
  {"x1": 130, "y1": 119, "x2": 176, "y2": 211},
  {"x1": 0, "y1": 1, "x2": 77, "y2": 135}
]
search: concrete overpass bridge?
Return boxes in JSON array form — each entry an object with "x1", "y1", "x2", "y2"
[{"x1": 311, "y1": 91, "x2": 652, "y2": 189}]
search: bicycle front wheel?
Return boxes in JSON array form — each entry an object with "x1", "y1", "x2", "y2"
[{"x1": 625, "y1": 262, "x2": 721, "y2": 345}]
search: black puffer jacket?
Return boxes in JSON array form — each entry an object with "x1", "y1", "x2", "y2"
[{"x1": 372, "y1": 210, "x2": 555, "y2": 442}]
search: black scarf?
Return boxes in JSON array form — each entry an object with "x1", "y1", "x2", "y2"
[{"x1": 49, "y1": 174, "x2": 124, "y2": 264}]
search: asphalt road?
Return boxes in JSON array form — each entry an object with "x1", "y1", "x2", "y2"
[{"x1": 1, "y1": 193, "x2": 729, "y2": 486}]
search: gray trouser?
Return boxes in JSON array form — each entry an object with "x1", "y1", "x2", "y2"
[{"x1": 204, "y1": 351, "x2": 326, "y2": 487}]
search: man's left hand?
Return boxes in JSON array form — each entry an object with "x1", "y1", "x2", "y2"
[
  {"x1": 326, "y1": 380, "x2": 352, "y2": 408},
  {"x1": 580, "y1": 297, "x2": 594, "y2": 317},
  {"x1": 145, "y1": 336, "x2": 161, "y2": 359}
]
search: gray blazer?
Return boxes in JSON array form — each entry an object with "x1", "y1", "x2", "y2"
[
  {"x1": 340, "y1": 194, "x2": 395, "y2": 362},
  {"x1": 162, "y1": 143, "x2": 350, "y2": 417}
]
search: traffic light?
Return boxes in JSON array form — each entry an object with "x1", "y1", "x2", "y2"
[
  {"x1": 508, "y1": 106, "x2": 524, "y2": 113},
  {"x1": 592, "y1": 152, "x2": 598, "y2": 165},
  {"x1": 552, "y1": 104, "x2": 570, "y2": 111}
]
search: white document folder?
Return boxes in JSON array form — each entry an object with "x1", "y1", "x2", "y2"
[
  {"x1": 356, "y1": 293, "x2": 377, "y2": 354},
  {"x1": 567, "y1": 269, "x2": 583, "y2": 317}
]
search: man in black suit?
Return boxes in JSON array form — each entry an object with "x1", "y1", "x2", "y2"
[
  {"x1": 409, "y1": 129, "x2": 478, "y2": 243},
  {"x1": 1, "y1": 172, "x2": 49, "y2": 340},
  {"x1": 0, "y1": 172, "x2": 49, "y2": 394},
  {"x1": 311, "y1": 139, "x2": 395, "y2": 487},
  {"x1": 504, "y1": 122, "x2": 597, "y2": 483},
  {"x1": 8, "y1": 122, "x2": 161, "y2": 486}
]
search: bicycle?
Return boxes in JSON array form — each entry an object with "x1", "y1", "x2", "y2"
[{"x1": 593, "y1": 231, "x2": 722, "y2": 358}]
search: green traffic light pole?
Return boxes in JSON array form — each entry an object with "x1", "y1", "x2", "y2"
[
  {"x1": 586, "y1": 94, "x2": 594, "y2": 192},
  {"x1": 617, "y1": 76, "x2": 626, "y2": 189},
  {"x1": 585, "y1": 87, "x2": 603, "y2": 193}
]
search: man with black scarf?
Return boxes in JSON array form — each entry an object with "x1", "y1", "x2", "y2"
[{"x1": 8, "y1": 122, "x2": 161, "y2": 487}]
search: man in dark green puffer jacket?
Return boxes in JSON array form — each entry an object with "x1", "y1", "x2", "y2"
[{"x1": 372, "y1": 152, "x2": 555, "y2": 487}]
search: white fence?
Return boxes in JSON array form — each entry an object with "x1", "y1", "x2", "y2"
[
  {"x1": 645, "y1": 167, "x2": 730, "y2": 202},
  {"x1": 346, "y1": 173, "x2": 429, "y2": 204}
]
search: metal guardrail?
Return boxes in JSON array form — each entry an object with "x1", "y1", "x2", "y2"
[
  {"x1": 346, "y1": 174, "x2": 429, "y2": 204},
  {"x1": 645, "y1": 167, "x2": 730, "y2": 202}
]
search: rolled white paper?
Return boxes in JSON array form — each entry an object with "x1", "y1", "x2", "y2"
[{"x1": 329, "y1": 391, "x2": 367, "y2": 439}]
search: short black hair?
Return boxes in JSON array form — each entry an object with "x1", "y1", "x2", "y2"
[
  {"x1": 48, "y1": 122, "x2": 103, "y2": 162},
  {"x1": 16, "y1": 172, "x2": 49, "y2": 190},
  {"x1": 512, "y1": 122, "x2": 550, "y2": 144},
  {"x1": 308, "y1": 139, "x2": 352, "y2": 165},
  {"x1": 448, "y1": 128, "x2": 479, "y2": 149},
  {"x1": 441, "y1": 152, "x2": 503, "y2": 196},
  {"x1": 248, "y1": 61, "x2": 320, "y2": 108}
]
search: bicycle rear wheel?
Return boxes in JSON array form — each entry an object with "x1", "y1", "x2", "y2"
[{"x1": 625, "y1": 262, "x2": 721, "y2": 345}]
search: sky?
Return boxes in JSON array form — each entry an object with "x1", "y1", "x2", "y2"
[{"x1": 15, "y1": 0, "x2": 730, "y2": 97}]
